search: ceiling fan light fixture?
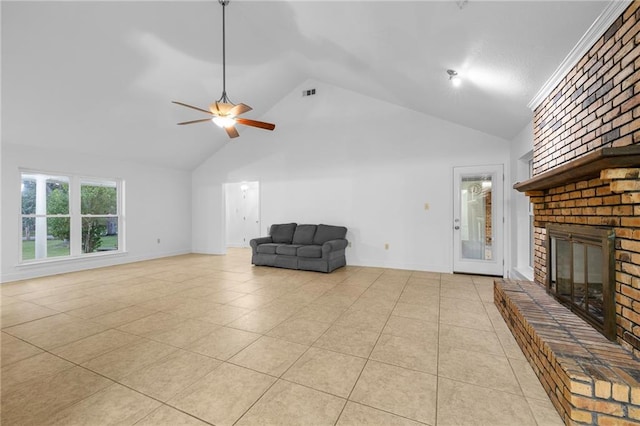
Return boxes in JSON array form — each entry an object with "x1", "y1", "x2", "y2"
[
  {"x1": 447, "y1": 69, "x2": 461, "y2": 87},
  {"x1": 171, "y1": 0, "x2": 275, "y2": 138},
  {"x1": 212, "y1": 115, "x2": 236, "y2": 128}
]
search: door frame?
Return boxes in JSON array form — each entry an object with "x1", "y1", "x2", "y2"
[{"x1": 452, "y1": 165, "x2": 504, "y2": 276}]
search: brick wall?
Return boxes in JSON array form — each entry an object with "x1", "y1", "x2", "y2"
[
  {"x1": 531, "y1": 1, "x2": 640, "y2": 355},
  {"x1": 534, "y1": 2, "x2": 640, "y2": 176}
]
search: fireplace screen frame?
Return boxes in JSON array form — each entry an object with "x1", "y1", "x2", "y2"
[{"x1": 546, "y1": 223, "x2": 616, "y2": 340}]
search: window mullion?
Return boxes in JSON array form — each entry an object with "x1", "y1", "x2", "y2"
[
  {"x1": 118, "y1": 180, "x2": 125, "y2": 252},
  {"x1": 70, "y1": 176, "x2": 82, "y2": 256}
]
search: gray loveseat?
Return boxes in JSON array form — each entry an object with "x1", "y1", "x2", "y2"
[{"x1": 250, "y1": 223, "x2": 348, "y2": 273}]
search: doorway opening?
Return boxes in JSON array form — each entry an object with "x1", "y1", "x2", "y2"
[{"x1": 224, "y1": 181, "x2": 260, "y2": 248}]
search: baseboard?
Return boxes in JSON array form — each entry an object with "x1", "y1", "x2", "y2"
[
  {"x1": 348, "y1": 258, "x2": 451, "y2": 274},
  {"x1": 1, "y1": 249, "x2": 192, "y2": 283}
]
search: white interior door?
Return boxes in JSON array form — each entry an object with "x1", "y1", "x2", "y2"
[
  {"x1": 225, "y1": 181, "x2": 260, "y2": 248},
  {"x1": 243, "y1": 182, "x2": 260, "y2": 242},
  {"x1": 453, "y1": 165, "x2": 504, "y2": 276}
]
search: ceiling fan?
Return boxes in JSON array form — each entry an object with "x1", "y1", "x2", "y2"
[{"x1": 172, "y1": 0, "x2": 275, "y2": 139}]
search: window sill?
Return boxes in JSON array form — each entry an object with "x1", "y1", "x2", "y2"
[{"x1": 17, "y1": 250, "x2": 128, "y2": 268}]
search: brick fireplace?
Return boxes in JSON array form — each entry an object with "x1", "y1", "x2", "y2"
[
  {"x1": 517, "y1": 148, "x2": 640, "y2": 349},
  {"x1": 496, "y1": 1, "x2": 640, "y2": 424}
]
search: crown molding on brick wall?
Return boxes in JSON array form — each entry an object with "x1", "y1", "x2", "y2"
[{"x1": 527, "y1": 0, "x2": 633, "y2": 111}]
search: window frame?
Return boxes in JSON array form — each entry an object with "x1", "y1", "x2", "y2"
[
  {"x1": 513, "y1": 151, "x2": 534, "y2": 280},
  {"x1": 528, "y1": 158, "x2": 535, "y2": 269},
  {"x1": 19, "y1": 169, "x2": 125, "y2": 264}
]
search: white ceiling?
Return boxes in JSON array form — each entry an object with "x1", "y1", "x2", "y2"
[{"x1": 2, "y1": 1, "x2": 610, "y2": 170}]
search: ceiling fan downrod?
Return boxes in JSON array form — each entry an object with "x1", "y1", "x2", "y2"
[
  {"x1": 171, "y1": 0, "x2": 275, "y2": 138},
  {"x1": 218, "y1": 0, "x2": 232, "y2": 105}
]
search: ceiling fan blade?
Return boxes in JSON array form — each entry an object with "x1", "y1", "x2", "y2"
[
  {"x1": 172, "y1": 101, "x2": 213, "y2": 115},
  {"x1": 228, "y1": 103, "x2": 252, "y2": 117},
  {"x1": 177, "y1": 118, "x2": 213, "y2": 125},
  {"x1": 236, "y1": 117, "x2": 276, "y2": 131},
  {"x1": 225, "y1": 126, "x2": 240, "y2": 138}
]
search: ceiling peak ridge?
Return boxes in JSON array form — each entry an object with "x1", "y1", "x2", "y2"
[{"x1": 528, "y1": 0, "x2": 632, "y2": 110}]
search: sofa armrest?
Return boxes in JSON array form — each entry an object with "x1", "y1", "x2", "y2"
[
  {"x1": 250, "y1": 236, "x2": 273, "y2": 254},
  {"x1": 322, "y1": 239, "x2": 348, "y2": 255}
]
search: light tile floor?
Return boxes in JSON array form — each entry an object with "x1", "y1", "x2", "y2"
[{"x1": 1, "y1": 249, "x2": 563, "y2": 425}]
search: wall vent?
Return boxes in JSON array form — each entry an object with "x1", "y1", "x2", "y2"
[{"x1": 302, "y1": 89, "x2": 316, "y2": 97}]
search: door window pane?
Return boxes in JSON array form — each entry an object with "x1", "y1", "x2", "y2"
[
  {"x1": 555, "y1": 239, "x2": 571, "y2": 299},
  {"x1": 587, "y1": 245, "x2": 604, "y2": 322},
  {"x1": 573, "y1": 242, "x2": 586, "y2": 309},
  {"x1": 460, "y1": 175, "x2": 492, "y2": 260}
]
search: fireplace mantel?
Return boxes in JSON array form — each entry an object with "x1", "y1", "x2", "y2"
[{"x1": 514, "y1": 146, "x2": 640, "y2": 192}]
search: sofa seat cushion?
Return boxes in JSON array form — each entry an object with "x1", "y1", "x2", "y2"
[
  {"x1": 292, "y1": 225, "x2": 317, "y2": 245},
  {"x1": 297, "y1": 245, "x2": 322, "y2": 258},
  {"x1": 256, "y1": 243, "x2": 281, "y2": 254},
  {"x1": 313, "y1": 224, "x2": 348, "y2": 245},
  {"x1": 270, "y1": 223, "x2": 297, "y2": 244},
  {"x1": 275, "y1": 244, "x2": 302, "y2": 256}
]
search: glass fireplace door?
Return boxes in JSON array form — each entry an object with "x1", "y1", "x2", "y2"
[{"x1": 547, "y1": 224, "x2": 615, "y2": 340}]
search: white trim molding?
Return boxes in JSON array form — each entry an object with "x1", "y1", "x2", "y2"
[{"x1": 528, "y1": 0, "x2": 633, "y2": 110}]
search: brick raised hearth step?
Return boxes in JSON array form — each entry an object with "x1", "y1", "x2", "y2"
[{"x1": 495, "y1": 279, "x2": 640, "y2": 425}]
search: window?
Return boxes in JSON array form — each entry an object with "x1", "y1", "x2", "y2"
[
  {"x1": 20, "y1": 171, "x2": 124, "y2": 263},
  {"x1": 514, "y1": 151, "x2": 534, "y2": 280},
  {"x1": 21, "y1": 174, "x2": 71, "y2": 260},
  {"x1": 81, "y1": 179, "x2": 119, "y2": 253}
]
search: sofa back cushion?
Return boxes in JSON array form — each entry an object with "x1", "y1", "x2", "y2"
[
  {"x1": 270, "y1": 223, "x2": 297, "y2": 244},
  {"x1": 313, "y1": 224, "x2": 347, "y2": 245},
  {"x1": 292, "y1": 225, "x2": 317, "y2": 245}
]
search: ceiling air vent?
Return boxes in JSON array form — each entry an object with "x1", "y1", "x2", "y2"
[{"x1": 302, "y1": 89, "x2": 316, "y2": 97}]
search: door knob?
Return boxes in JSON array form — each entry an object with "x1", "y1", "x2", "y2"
[{"x1": 454, "y1": 226, "x2": 460, "y2": 230}]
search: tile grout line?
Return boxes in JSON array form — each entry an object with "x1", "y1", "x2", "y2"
[
  {"x1": 3, "y1": 253, "x2": 561, "y2": 425},
  {"x1": 434, "y1": 272, "x2": 443, "y2": 426},
  {"x1": 334, "y1": 271, "x2": 413, "y2": 425},
  {"x1": 230, "y1": 270, "x2": 361, "y2": 425}
]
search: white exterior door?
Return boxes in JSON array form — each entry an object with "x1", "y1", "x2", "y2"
[{"x1": 453, "y1": 165, "x2": 504, "y2": 276}]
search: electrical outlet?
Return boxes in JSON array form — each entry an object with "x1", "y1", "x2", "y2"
[
  {"x1": 348, "y1": 242, "x2": 352, "y2": 247},
  {"x1": 384, "y1": 243, "x2": 389, "y2": 250}
]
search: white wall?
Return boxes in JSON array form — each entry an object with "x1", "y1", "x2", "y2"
[
  {"x1": 1, "y1": 143, "x2": 192, "y2": 282},
  {"x1": 192, "y1": 79, "x2": 511, "y2": 272},
  {"x1": 509, "y1": 120, "x2": 534, "y2": 280}
]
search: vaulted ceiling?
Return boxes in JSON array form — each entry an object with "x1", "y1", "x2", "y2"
[{"x1": 2, "y1": 1, "x2": 610, "y2": 170}]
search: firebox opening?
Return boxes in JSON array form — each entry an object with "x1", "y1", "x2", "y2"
[{"x1": 546, "y1": 223, "x2": 616, "y2": 340}]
